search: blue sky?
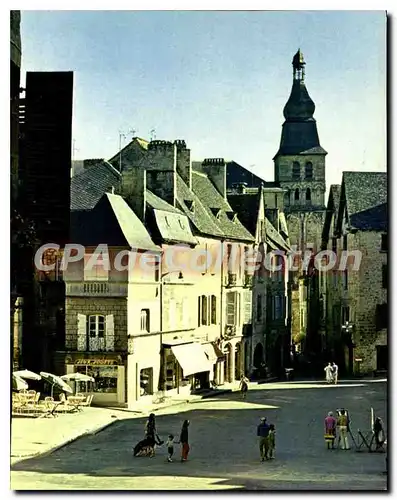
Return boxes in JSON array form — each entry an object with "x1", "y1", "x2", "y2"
[{"x1": 20, "y1": 10, "x2": 386, "y2": 189}]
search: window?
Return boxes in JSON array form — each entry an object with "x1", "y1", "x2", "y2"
[
  {"x1": 227, "y1": 244, "x2": 233, "y2": 272},
  {"x1": 306, "y1": 188, "x2": 311, "y2": 201},
  {"x1": 88, "y1": 315, "x2": 105, "y2": 338},
  {"x1": 226, "y1": 291, "x2": 238, "y2": 325},
  {"x1": 211, "y1": 295, "x2": 217, "y2": 324},
  {"x1": 274, "y1": 296, "x2": 282, "y2": 320},
  {"x1": 198, "y1": 296, "x2": 201, "y2": 326},
  {"x1": 294, "y1": 189, "x2": 300, "y2": 201},
  {"x1": 154, "y1": 255, "x2": 160, "y2": 282},
  {"x1": 201, "y1": 295, "x2": 208, "y2": 325},
  {"x1": 343, "y1": 235, "x2": 348, "y2": 251},
  {"x1": 332, "y1": 237, "x2": 337, "y2": 255},
  {"x1": 256, "y1": 294, "x2": 262, "y2": 322},
  {"x1": 140, "y1": 367, "x2": 153, "y2": 396},
  {"x1": 342, "y1": 306, "x2": 350, "y2": 324},
  {"x1": 77, "y1": 365, "x2": 117, "y2": 393},
  {"x1": 292, "y1": 161, "x2": 300, "y2": 180},
  {"x1": 284, "y1": 192, "x2": 290, "y2": 207},
  {"x1": 83, "y1": 254, "x2": 109, "y2": 281},
  {"x1": 375, "y1": 303, "x2": 388, "y2": 331},
  {"x1": 381, "y1": 234, "x2": 387, "y2": 252},
  {"x1": 382, "y1": 264, "x2": 387, "y2": 289},
  {"x1": 305, "y1": 162, "x2": 313, "y2": 179},
  {"x1": 140, "y1": 309, "x2": 150, "y2": 332},
  {"x1": 244, "y1": 291, "x2": 252, "y2": 324},
  {"x1": 343, "y1": 269, "x2": 348, "y2": 290}
]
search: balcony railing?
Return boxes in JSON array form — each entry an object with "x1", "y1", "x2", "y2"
[
  {"x1": 226, "y1": 273, "x2": 237, "y2": 287},
  {"x1": 244, "y1": 274, "x2": 253, "y2": 288},
  {"x1": 66, "y1": 282, "x2": 128, "y2": 297}
]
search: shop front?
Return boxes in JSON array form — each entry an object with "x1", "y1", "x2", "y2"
[
  {"x1": 64, "y1": 352, "x2": 126, "y2": 406},
  {"x1": 162, "y1": 341, "x2": 213, "y2": 395}
]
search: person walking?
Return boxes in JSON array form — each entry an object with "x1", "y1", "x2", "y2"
[
  {"x1": 332, "y1": 362, "x2": 339, "y2": 384},
  {"x1": 239, "y1": 374, "x2": 249, "y2": 399},
  {"x1": 145, "y1": 413, "x2": 163, "y2": 457},
  {"x1": 336, "y1": 409, "x2": 350, "y2": 450},
  {"x1": 324, "y1": 363, "x2": 333, "y2": 384},
  {"x1": 165, "y1": 434, "x2": 175, "y2": 462},
  {"x1": 180, "y1": 420, "x2": 190, "y2": 462},
  {"x1": 257, "y1": 417, "x2": 271, "y2": 462},
  {"x1": 324, "y1": 411, "x2": 337, "y2": 449},
  {"x1": 268, "y1": 424, "x2": 276, "y2": 459}
]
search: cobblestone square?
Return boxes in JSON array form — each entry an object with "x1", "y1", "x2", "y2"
[{"x1": 11, "y1": 379, "x2": 387, "y2": 490}]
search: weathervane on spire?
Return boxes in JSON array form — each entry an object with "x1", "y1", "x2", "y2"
[{"x1": 292, "y1": 48, "x2": 306, "y2": 81}]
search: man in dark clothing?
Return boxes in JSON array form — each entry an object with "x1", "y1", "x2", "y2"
[{"x1": 257, "y1": 417, "x2": 271, "y2": 461}]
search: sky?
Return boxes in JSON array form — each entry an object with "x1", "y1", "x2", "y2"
[{"x1": 20, "y1": 10, "x2": 386, "y2": 191}]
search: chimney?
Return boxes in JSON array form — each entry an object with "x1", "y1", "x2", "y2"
[
  {"x1": 143, "y1": 140, "x2": 177, "y2": 207},
  {"x1": 201, "y1": 158, "x2": 227, "y2": 200},
  {"x1": 174, "y1": 140, "x2": 191, "y2": 188},
  {"x1": 121, "y1": 167, "x2": 147, "y2": 222}
]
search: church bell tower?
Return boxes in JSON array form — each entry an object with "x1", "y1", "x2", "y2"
[{"x1": 274, "y1": 49, "x2": 327, "y2": 218}]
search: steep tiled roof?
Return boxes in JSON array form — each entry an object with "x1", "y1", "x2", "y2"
[
  {"x1": 350, "y1": 202, "x2": 387, "y2": 231},
  {"x1": 191, "y1": 171, "x2": 255, "y2": 242},
  {"x1": 146, "y1": 190, "x2": 183, "y2": 214},
  {"x1": 343, "y1": 171, "x2": 387, "y2": 216},
  {"x1": 176, "y1": 175, "x2": 224, "y2": 238},
  {"x1": 153, "y1": 209, "x2": 197, "y2": 245},
  {"x1": 265, "y1": 218, "x2": 290, "y2": 252},
  {"x1": 227, "y1": 192, "x2": 260, "y2": 236},
  {"x1": 71, "y1": 160, "x2": 121, "y2": 211},
  {"x1": 70, "y1": 193, "x2": 159, "y2": 251}
]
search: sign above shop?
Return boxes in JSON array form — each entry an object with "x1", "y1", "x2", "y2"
[{"x1": 74, "y1": 359, "x2": 119, "y2": 366}]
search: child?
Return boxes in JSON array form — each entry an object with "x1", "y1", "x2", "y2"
[
  {"x1": 166, "y1": 434, "x2": 175, "y2": 462},
  {"x1": 268, "y1": 424, "x2": 276, "y2": 459}
]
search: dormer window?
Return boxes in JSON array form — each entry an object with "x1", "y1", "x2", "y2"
[
  {"x1": 292, "y1": 162, "x2": 300, "y2": 180},
  {"x1": 185, "y1": 200, "x2": 195, "y2": 212},
  {"x1": 226, "y1": 211, "x2": 237, "y2": 222},
  {"x1": 210, "y1": 208, "x2": 221, "y2": 219}
]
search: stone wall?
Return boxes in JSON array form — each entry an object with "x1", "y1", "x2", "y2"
[{"x1": 65, "y1": 297, "x2": 128, "y2": 351}]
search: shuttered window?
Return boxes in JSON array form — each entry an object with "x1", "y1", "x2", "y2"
[
  {"x1": 244, "y1": 291, "x2": 252, "y2": 324},
  {"x1": 226, "y1": 291, "x2": 237, "y2": 325}
]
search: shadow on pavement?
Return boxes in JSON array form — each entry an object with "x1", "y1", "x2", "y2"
[{"x1": 11, "y1": 383, "x2": 388, "y2": 491}]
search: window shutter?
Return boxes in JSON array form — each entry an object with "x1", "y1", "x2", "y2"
[
  {"x1": 244, "y1": 291, "x2": 252, "y2": 323},
  {"x1": 77, "y1": 314, "x2": 87, "y2": 351},
  {"x1": 105, "y1": 314, "x2": 114, "y2": 351},
  {"x1": 198, "y1": 296, "x2": 201, "y2": 327},
  {"x1": 211, "y1": 295, "x2": 217, "y2": 324},
  {"x1": 226, "y1": 292, "x2": 236, "y2": 325}
]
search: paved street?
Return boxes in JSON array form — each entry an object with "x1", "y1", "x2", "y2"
[{"x1": 11, "y1": 380, "x2": 387, "y2": 490}]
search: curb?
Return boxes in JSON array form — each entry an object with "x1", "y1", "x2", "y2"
[{"x1": 11, "y1": 418, "x2": 120, "y2": 465}]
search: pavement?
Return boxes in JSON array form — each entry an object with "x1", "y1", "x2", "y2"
[{"x1": 10, "y1": 378, "x2": 388, "y2": 490}]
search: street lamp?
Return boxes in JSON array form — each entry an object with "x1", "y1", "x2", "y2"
[{"x1": 341, "y1": 321, "x2": 355, "y2": 374}]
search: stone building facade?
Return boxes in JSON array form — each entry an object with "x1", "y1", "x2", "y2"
[{"x1": 321, "y1": 172, "x2": 387, "y2": 375}]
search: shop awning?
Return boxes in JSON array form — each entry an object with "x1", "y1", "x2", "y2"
[
  {"x1": 171, "y1": 343, "x2": 212, "y2": 377},
  {"x1": 203, "y1": 343, "x2": 225, "y2": 364}
]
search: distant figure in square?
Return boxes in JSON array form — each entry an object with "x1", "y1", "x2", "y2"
[
  {"x1": 166, "y1": 434, "x2": 175, "y2": 462},
  {"x1": 324, "y1": 411, "x2": 337, "y2": 449},
  {"x1": 180, "y1": 420, "x2": 190, "y2": 462},
  {"x1": 332, "y1": 362, "x2": 339, "y2": 384},
  {"x1": 268, "y1": 424, "x2": 276, "y2": 459},
  {"x1": 324, "y1": 363, "x2": 334, "y2": 384},
  {"x1": 239, "y1": 374, "x2": 249, "y2": 399}
]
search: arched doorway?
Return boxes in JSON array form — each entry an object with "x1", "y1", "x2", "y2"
[
  {"x1": 235, "y1": 343, "x2": 242, "y2": 380},
  {"x1": 224, "y1": 343, "x2": 232, "y2": 382},
  {"x1": 253, "y1": 343, "x2": 264, "y2": 369}
]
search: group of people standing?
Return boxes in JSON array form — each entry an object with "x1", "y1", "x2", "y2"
[
  {"x1": 324, "y1": 409, "x2": 350, "y2": 450},
  {"x1": 324, "y1": 362, "x2": 338, "y2": 384},
  {"x1": 134, "y1": 413, "x2": 190, "y2": 462},
  {"x1": 257, "y1": 417, "x2": 276, "y2": 461}
]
